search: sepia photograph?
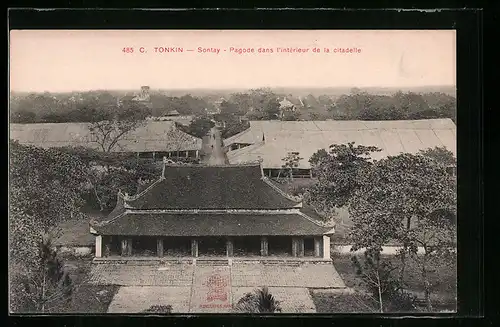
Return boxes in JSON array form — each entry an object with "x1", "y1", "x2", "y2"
[{"x1": 9, "y1": 29, "x2": 457, "y2": 314}]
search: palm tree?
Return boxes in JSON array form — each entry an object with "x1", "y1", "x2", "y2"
[{"x1": 234, "y1": 287, "x2": 282, "y2": 313}]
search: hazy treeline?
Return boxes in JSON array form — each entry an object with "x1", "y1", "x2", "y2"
[{"x1": 9, "y1": 87, "x2": 456, "y2": 124}]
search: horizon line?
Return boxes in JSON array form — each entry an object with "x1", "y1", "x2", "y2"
[{"x1": 10, "y1": 84, "x2": 456, "y2": 93}]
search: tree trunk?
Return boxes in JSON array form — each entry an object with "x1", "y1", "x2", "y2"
[
  {"x1": 376, "y1": 270, "x2": 384, "y2": 313},
  {"x1": 399, "y1": 216, "x2": 413, "y2": 285},
  {"x1": 41, "y1": 270, "x2": 46, "y2": 313},
  {"x1": 422, "y1": 254, "x2": 433, "y2": 311}
]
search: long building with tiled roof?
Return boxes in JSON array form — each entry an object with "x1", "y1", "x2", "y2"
[
  {"x1": 10, "y1": 121, "x2": 202, "y2": 159},
  {"x1": 223, "y1": 119, "x2": 456, "y2": 176},
  {"x1": 90, "y1": 157, "x2": 334, "y2": 260}
]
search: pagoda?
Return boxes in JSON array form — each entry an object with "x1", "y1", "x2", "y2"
[{"x1": 90, "y1": 157, "x2": 334, "y2": 261}]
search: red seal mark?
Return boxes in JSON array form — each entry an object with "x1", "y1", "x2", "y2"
[{"x1": 202, "y1": 273, "x2": 229, "y2": 302}]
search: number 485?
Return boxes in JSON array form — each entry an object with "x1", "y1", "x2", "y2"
[{"x1": 122, "y1": 47, "x2": 134, "y2": 53}]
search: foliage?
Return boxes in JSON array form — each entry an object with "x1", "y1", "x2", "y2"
[
  {"x1": 221, "y1": 119, "x2": 250, "y2": 139},
  {"x1": 306, "y1": 143, "x2": 381, "y2": 216},
  {"x1": 88, "y1": 104, "x2": 150, "y2": 152},
  {"x1": 60, "y1": 148, "x2": 161, "y2": 212},
  {"x1": 348, "y1": 151, "x2": 456, "y2": 310},
  {"x1": 308, "y1": 148, "x2": 329, "y2": 168},
  {"x1": 278, "y1": 152, "x2": 303, "y2": 182},
  {"x1": 419, "y1": 146, "x2": 456, "y2": 167},
  {"x1": 10, "y1": 236, "x2": 73, "y2": 313},
  {"x1": 351, "y1": 250, "x2": 416, "y2": 313},
  {"x1": 10, "y1": 140, "x2": 87, "y2": 232},
  {"x1": 233, "y1": 287, "x2": 282, "y2": 313},
  {"x1": 141, "y1": 305, "x2": 173, "y2": 314},
  {"x1": 178, "y1": 116, "x2": 215, "y2": 138},
  {"x1": 281, "y1": 110, "x2": 301, "y2": 121},
  {"x1": 10, "y1": 90, "x2": 456, "y2": 123}
]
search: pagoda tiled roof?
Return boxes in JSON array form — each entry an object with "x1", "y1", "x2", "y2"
[
  {"x1": 93, "y1": 211, "x2": 332, "y2": 237},
  {"x1": 124, "y1": 163, "x2": 300, "y2": 210}
]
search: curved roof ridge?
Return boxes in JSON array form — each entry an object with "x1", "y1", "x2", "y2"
[
  {"x1": 125, "y1": 176, "x2": 165, "y2": 201},
  {"x1": 223, "y1": 126, "x2": 253, "y2": 145},
  {"x1": 260, "y1": 177, "x2": 302, "y2": 203},
  {"x1": 226, "y1": 142, "x2": 265, "y2": 159},
  {"x1": 296, "y1": 209, "x2": 334, "y2": 229}
]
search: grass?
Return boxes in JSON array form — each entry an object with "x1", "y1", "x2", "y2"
[
  {"x1": 310, "y1": 291, "x2": 378, "y2": 313},
  {"x1": 54, "y1": 259, "x2": 119, "y2": 313},
  {"x1": 330, "y1": 253, "x2": 457, "y2": 311}
]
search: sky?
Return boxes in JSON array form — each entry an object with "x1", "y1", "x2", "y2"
[{"x1": 9, "y1": 30, "x2": 456, "y2": 92}]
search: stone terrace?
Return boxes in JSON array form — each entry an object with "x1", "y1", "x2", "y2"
[
  {"x1": 89, "y1": 262, "x2": 346, "y2": 288},
  {"x1": 99, "y1": 262, "x2": 345, "y2": 313}
]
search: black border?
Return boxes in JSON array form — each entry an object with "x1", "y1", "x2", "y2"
[{"x1": 7, "y1": 8, "x2": 485, "y2": 327}]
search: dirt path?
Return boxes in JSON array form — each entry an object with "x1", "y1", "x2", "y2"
[{"x1": 202, "y1": 126, "x2": 229, "y2": 165}]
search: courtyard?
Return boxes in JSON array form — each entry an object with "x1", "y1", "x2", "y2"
[{"x1": 89, "y1": 261, "x2": 346, "y2": 313}]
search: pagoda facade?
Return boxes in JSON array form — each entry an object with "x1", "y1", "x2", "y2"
[{"x1": 90, "y1": 158, "x2": 334, "y2": 261}]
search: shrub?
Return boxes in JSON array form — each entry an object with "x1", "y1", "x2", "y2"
[
  {"x1": 141, "y1": 305, "x2": 173, "y2": 314},
  {"x1": 233, "y1": 287, "x2": 282, "y2": 313}
]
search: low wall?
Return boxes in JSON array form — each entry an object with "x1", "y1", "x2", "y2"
[
  {"x1": 57, "y1": 245, "x2": 94, "y2": 257},
  {"x1": 332, "y1": 244, "x2": 457, "y2": 255},
  {"x1": 332, "y1": 245, "x2": 426, "y2": 255}
]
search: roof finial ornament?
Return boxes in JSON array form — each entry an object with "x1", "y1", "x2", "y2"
[
  {"x1": 162, "y1": 156, "x2": 167, "y2": 177},
  {"x1": 257, "y1": 156, "x2": 264, "y2": 177}
]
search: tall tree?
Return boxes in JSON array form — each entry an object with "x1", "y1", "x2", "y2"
[
  {"x1": 11, "y1": 237, "x2": 73, "y2": 313},
  {"x1": 88, "y1": 103, "x2": 150, "y2": 152},
  {"x1": 180, "y1": 116, "x2": 215, "y2": 139},
  {"x1": 279, "y1": 152, "x2": 303, "y2": 182},
  {"x1": 9, "y1": 142, "x2": 87, "y2": 312},
  {"x1": 348, "y1": 152, "x2": 456, "y2": 310},
  {"x1": 9, "y1": 141, "x2": 88, "y2": 232},
  {"x1": 305, "y1": 143, "x2": 381, "y2": 221}
]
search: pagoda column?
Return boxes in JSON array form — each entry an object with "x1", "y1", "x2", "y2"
[
  {"x1": 226, "y1": 238, "x2": 234, "y2": 257},
  {"x1": 314, "y1": 237, "x2": 322, "y2": 257},
  {"x1": 121, "y1": 239, "x2": 128, "y2": 256},
  {"x1": 157, "y1": 238, "x2": 164, "y2": 257},
  {"x1": 322, "y1": 235, "x2": 331, "y2": 259},
  {"x1": 298, "y1": 238, "x2": 305, "y2": 257},
  {"x1": 191, "y1": 239, "x2": 199, "y2": 257},
  {"x1": 196, "y1": 150, "x2": 199, "y2": 158},
  {"x1": 128, "y1": 238, "x2": 133, "y2": 256},
  {"x1": 292, "y1": 238, "x2": 298, "y2": 257},
  {"x1": 260, "y1": 237, "x2": 268, "y2": 256},
  {"x1": 95, "y1": 236, "x2": 102, "y2": 258},
  {"x1": 103, "y1": 236, "x2": 111, "y2": 257}
]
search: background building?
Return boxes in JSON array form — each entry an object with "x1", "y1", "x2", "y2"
[{"x1": 223, "y1": 118, "x2": 456, "y2": 177}]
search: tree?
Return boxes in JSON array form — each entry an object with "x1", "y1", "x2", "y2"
[
  {"x1": 308, "y1": 148, "x2": 329, "y2": 169},
  {"x1": 408, "y1": 208, "x2": 456, "y2": 311},
  {"x1": 13, "y1": 236, "x2": 73, "y2": 313},
  {"x1": 351, "y1": 249, "x2": 410, "y2": 313},
  {"x1": 233, "y1": 287, "x2": 282, "y2": 313},
  {"x1": 88, "y1": 103, "x2": 150, "y2": 152},
  {"x1": 9, "y1": 141, "x2": 88, "y2": 312},
  {"x1": 419, "y1": 146, "x2": 456, "y2": 167},
  {"x1": 278, "y1": 152, "x2": 303, "y2": 182},
  {"x1": 281, "y1": 110, "x2": 301, "y2": 121},
  {"x1": 348, "y1": 152, "x2": 456, "y2": 310},
  {"x1": 180, "y1": 116, "x2": 215, "y2": 138},
  {"x1": 221, "y1": 120, "x2": 250, "y2": 139},
  {"x1": 10, "y1": 110, "x2": 37, "y2": 123},
  {"x1": 10, "y1": 141, "x2": 88, "y2": 232},
  {"x1": 305, "y1": 143, "x2": 381, "y2": 221}
]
